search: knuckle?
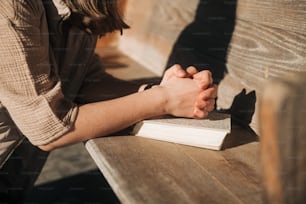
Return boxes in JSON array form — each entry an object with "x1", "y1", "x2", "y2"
[
  {"x1": 187, "y1": 66, "x2": 197, "y2": 72},
  {"x1": 173, "y1": 64, "x2": 182, "y2": 71},
  {"x1": 192, "y1": 109, "x2": 207, "y2": 119},
  {"x1": 201, "y1": 70, "x2": 211, "y2": 77}
]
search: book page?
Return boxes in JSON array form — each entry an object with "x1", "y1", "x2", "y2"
[{"x1": 143, "y1": 112, "x2": 231, "y2": 132}]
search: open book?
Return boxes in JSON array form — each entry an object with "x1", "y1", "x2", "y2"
[{"x1": 132, "y1": 112, "x2": 231, "y2": 150}]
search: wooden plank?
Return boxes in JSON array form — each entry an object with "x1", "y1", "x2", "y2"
[
  {"x1": 227, "y1": 19, "x2": 306, "y2": 90},
  {"x1": 86, "y1": 137, "x2": 241, "y2": 204},
  {"x1": 85, "y1": 128, "x2": 262, "y2": 204},
  {"x1": 236, "y1": 0, "x2": 306, "y2": 34},
  {"x1": 182, "y1": 125, "x2": 262, "y2": 204},
  {"x1": 118, "y1": 0, "x2": 198, "y2": 75},
  {"x1": 217, "y1": 74, "x2": 260, "y2": 134},
  {"x1": 118, "y1": 0, "x2": 306, "y2": 77},
  {"x1": 222, "y1": 16, "x2": 306, "y2": 136},
  {"x1": 259, "y1": 73, "x2": 306, "y2": 204}
]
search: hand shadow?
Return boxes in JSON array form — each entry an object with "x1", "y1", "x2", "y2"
[
  {"x1": 230, "y1": 89, "x2": 257, "y2": 128},
  {"x1": 165, "y1": 0, "x2": 258, "y2": 149},
  {"x1": 220, "y1": 89, "x2": 259, "y2": 149},
  {"x1": 165, "y1": 0, "x2": 237, "y2": 84}
]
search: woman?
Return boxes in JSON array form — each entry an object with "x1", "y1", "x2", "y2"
[{"x1": 0, "y1": 0, "x2": 217, "y2": 202}]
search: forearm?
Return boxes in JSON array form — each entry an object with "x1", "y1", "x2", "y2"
[
  {"x1": 39, "y1": 87, "x2": 166, "y2": 151},
  {"x1": 38, "y1": 70, "x2": 216, "y2": 151}
]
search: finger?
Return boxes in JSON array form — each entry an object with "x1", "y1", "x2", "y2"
[
  {"x1": 193, "y1": 107, "x2": 209, "y2": 119},
  {"x1": 186, "y1": 66, "x2": 198, "y2": 77},
  {"x1": 193, "y1": 70, "x2": 213, "y2": 89},
  {"x1": 199, "y1": 85, "x2": 218, "y2": 100},
  {"x1": 193, "y1": 70, "x2": 212, "y2": 81},
  {"x1": 205, "y1": 99, "x2": 216, "y2": 112},
  {"x1": 172, "y1": 64, "x2": 187, "y2": 78},
  {"x1": 164, "y1": 64, "x2": 186, "y2": 79},
  {"x1": 194, "y1": 99, "x2": 215, "y2": 112},
  {"x1": 194, "y1": 100, "x2": 207, "y2": 109}
]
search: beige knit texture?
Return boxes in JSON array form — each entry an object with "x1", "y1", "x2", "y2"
[{"x1": 0, "y1": 0, "x2": 78, "y2": 147}]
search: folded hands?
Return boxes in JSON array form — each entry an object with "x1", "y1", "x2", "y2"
[{"x1": 160, "y1": 64, "x2": 218, "y2": 118}]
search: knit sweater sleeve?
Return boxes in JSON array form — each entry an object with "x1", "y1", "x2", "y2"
[{"x1": 0, "y1": 0, "x2": 78, "y2": 146}]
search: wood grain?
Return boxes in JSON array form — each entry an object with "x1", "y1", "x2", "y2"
[
  {"x1": 227, "y1": 19, "x2": 306, "y2": 90},
  {"x1": 217, "y1": 74, "x2": 260, "y2": 135},
  {"x1": 91, "y1": 1, "x2": 306, "y2": 203},
  {"x1": 118, "y1": 0, "x2": 199, "y2": 75},
  {"x1": 86, "y1": 126, "x2": 262, "y2": 204},
  {"x1": 182, "y1": 126, "x2": 262, "y2": 204},
  {"x1": 259, "y1": 73, "x2": 306, "y2": 204},
  {"x1": 113, "y1": 0, "x2": 306, "y2": 137},
  {"x1": 116, "y1": 0, "x2": 306, "y2": 78},
  {"x1": 219, "y1": 14, "x2": 306, "y2": 134},
  {"x1": 236, "y1": 0, "x2": 306, "y2": 34}
]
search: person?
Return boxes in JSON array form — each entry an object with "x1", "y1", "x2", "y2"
[{"x1": 0, "y1": 0, "x2": 217, "y2": 202}]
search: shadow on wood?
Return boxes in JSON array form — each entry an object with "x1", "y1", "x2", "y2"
[
  {"x1": 222, "y1": 124, "x2": 259, "y2": 150},
  {"x1": 166, "y1": 0, "x2": 237, "y2": 83}
]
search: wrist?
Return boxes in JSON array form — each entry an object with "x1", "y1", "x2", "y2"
[
  {"x1": 139, "y1": 85, "x2": 168, "y2": 116},
  {"x1": 151, "y1": 85, "x2": 168, "y2": 116}
]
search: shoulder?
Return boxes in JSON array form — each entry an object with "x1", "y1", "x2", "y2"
[{"x1": 0, "y1": 0, "x2": 45, "y2": 27}]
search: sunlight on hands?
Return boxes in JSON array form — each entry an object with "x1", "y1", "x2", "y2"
[
  {"x1": 161, "y1": 64, "x2": 218, "y2": 118},
  {"x1": 160, "y1": 64, "x2": 188, "y2": 85},
  {"x1": 192, "y1": 70, "x2": 213, "y2": 89}
]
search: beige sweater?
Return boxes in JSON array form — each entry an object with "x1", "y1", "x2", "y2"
[{"x1": 0, "y1": 0, "x2": 101, "y2": 167}]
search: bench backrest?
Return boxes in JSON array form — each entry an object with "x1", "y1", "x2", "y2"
[
  {"x1": 260, "y1": 73, "x2": 306, "y2": 204},
  {"x1": 115, "y1": 0, "x2": 306, "y2": 134},
  {"x1": 102, "y1": 1, "x2": 306, "y2": 202}
]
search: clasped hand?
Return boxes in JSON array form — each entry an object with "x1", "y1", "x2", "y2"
[{"x1": 160, "y1": 64, "x2": 218, "y2": 119}]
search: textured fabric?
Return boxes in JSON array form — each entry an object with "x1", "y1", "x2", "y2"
[
  {"x1": 0, "y1": 0, "x2": 128, "y2": 169},
  {"x1": 0, "y1": 0, "x2": 78, "y2": 146},
  {"x1": 0, "y1": 1, "x2": 141, "y2": 198},
  {"x1": 0, "y1": 0, "x2": 137, "y2": 169},
  {"x1": 0, "y1": 103, "x2": 24, "y2": 169},
  {"x1": 0, "y1": 0, "x2": 82, "y2": 168}
]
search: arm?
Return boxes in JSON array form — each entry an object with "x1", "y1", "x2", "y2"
[
  {"x1": 0, "y1": 1, "x2": 217, "y2": 152},
  {"x1": 0, "y1": 1, "x2": 78, "y2": 146},
  {"x1": 40, "y1": 65, "x2": 217, "y2": 151},
  {"x1": 39, "y1": 76, "x2": 206, "y2": 151}
]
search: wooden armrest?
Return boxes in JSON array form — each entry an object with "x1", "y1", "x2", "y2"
[{"x1": 259, "y1": 73, "x2": 306, "y2": 204}]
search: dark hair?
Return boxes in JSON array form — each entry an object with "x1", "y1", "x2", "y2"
[{"x1": 64, "y1": 0, "x2": 129, "y2": 36}]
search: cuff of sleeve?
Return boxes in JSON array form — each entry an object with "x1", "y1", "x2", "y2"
[{"x1": 29, "y1": 103, "x2": 79, "y2": 146}]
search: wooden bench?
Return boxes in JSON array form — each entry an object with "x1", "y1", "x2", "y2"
[
  {"x1": 86, "y1": 0, "x2": 306, "y2": 203},
  {"x1": 259, "y1": 73, "x2": 306, "y2": 204}
]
